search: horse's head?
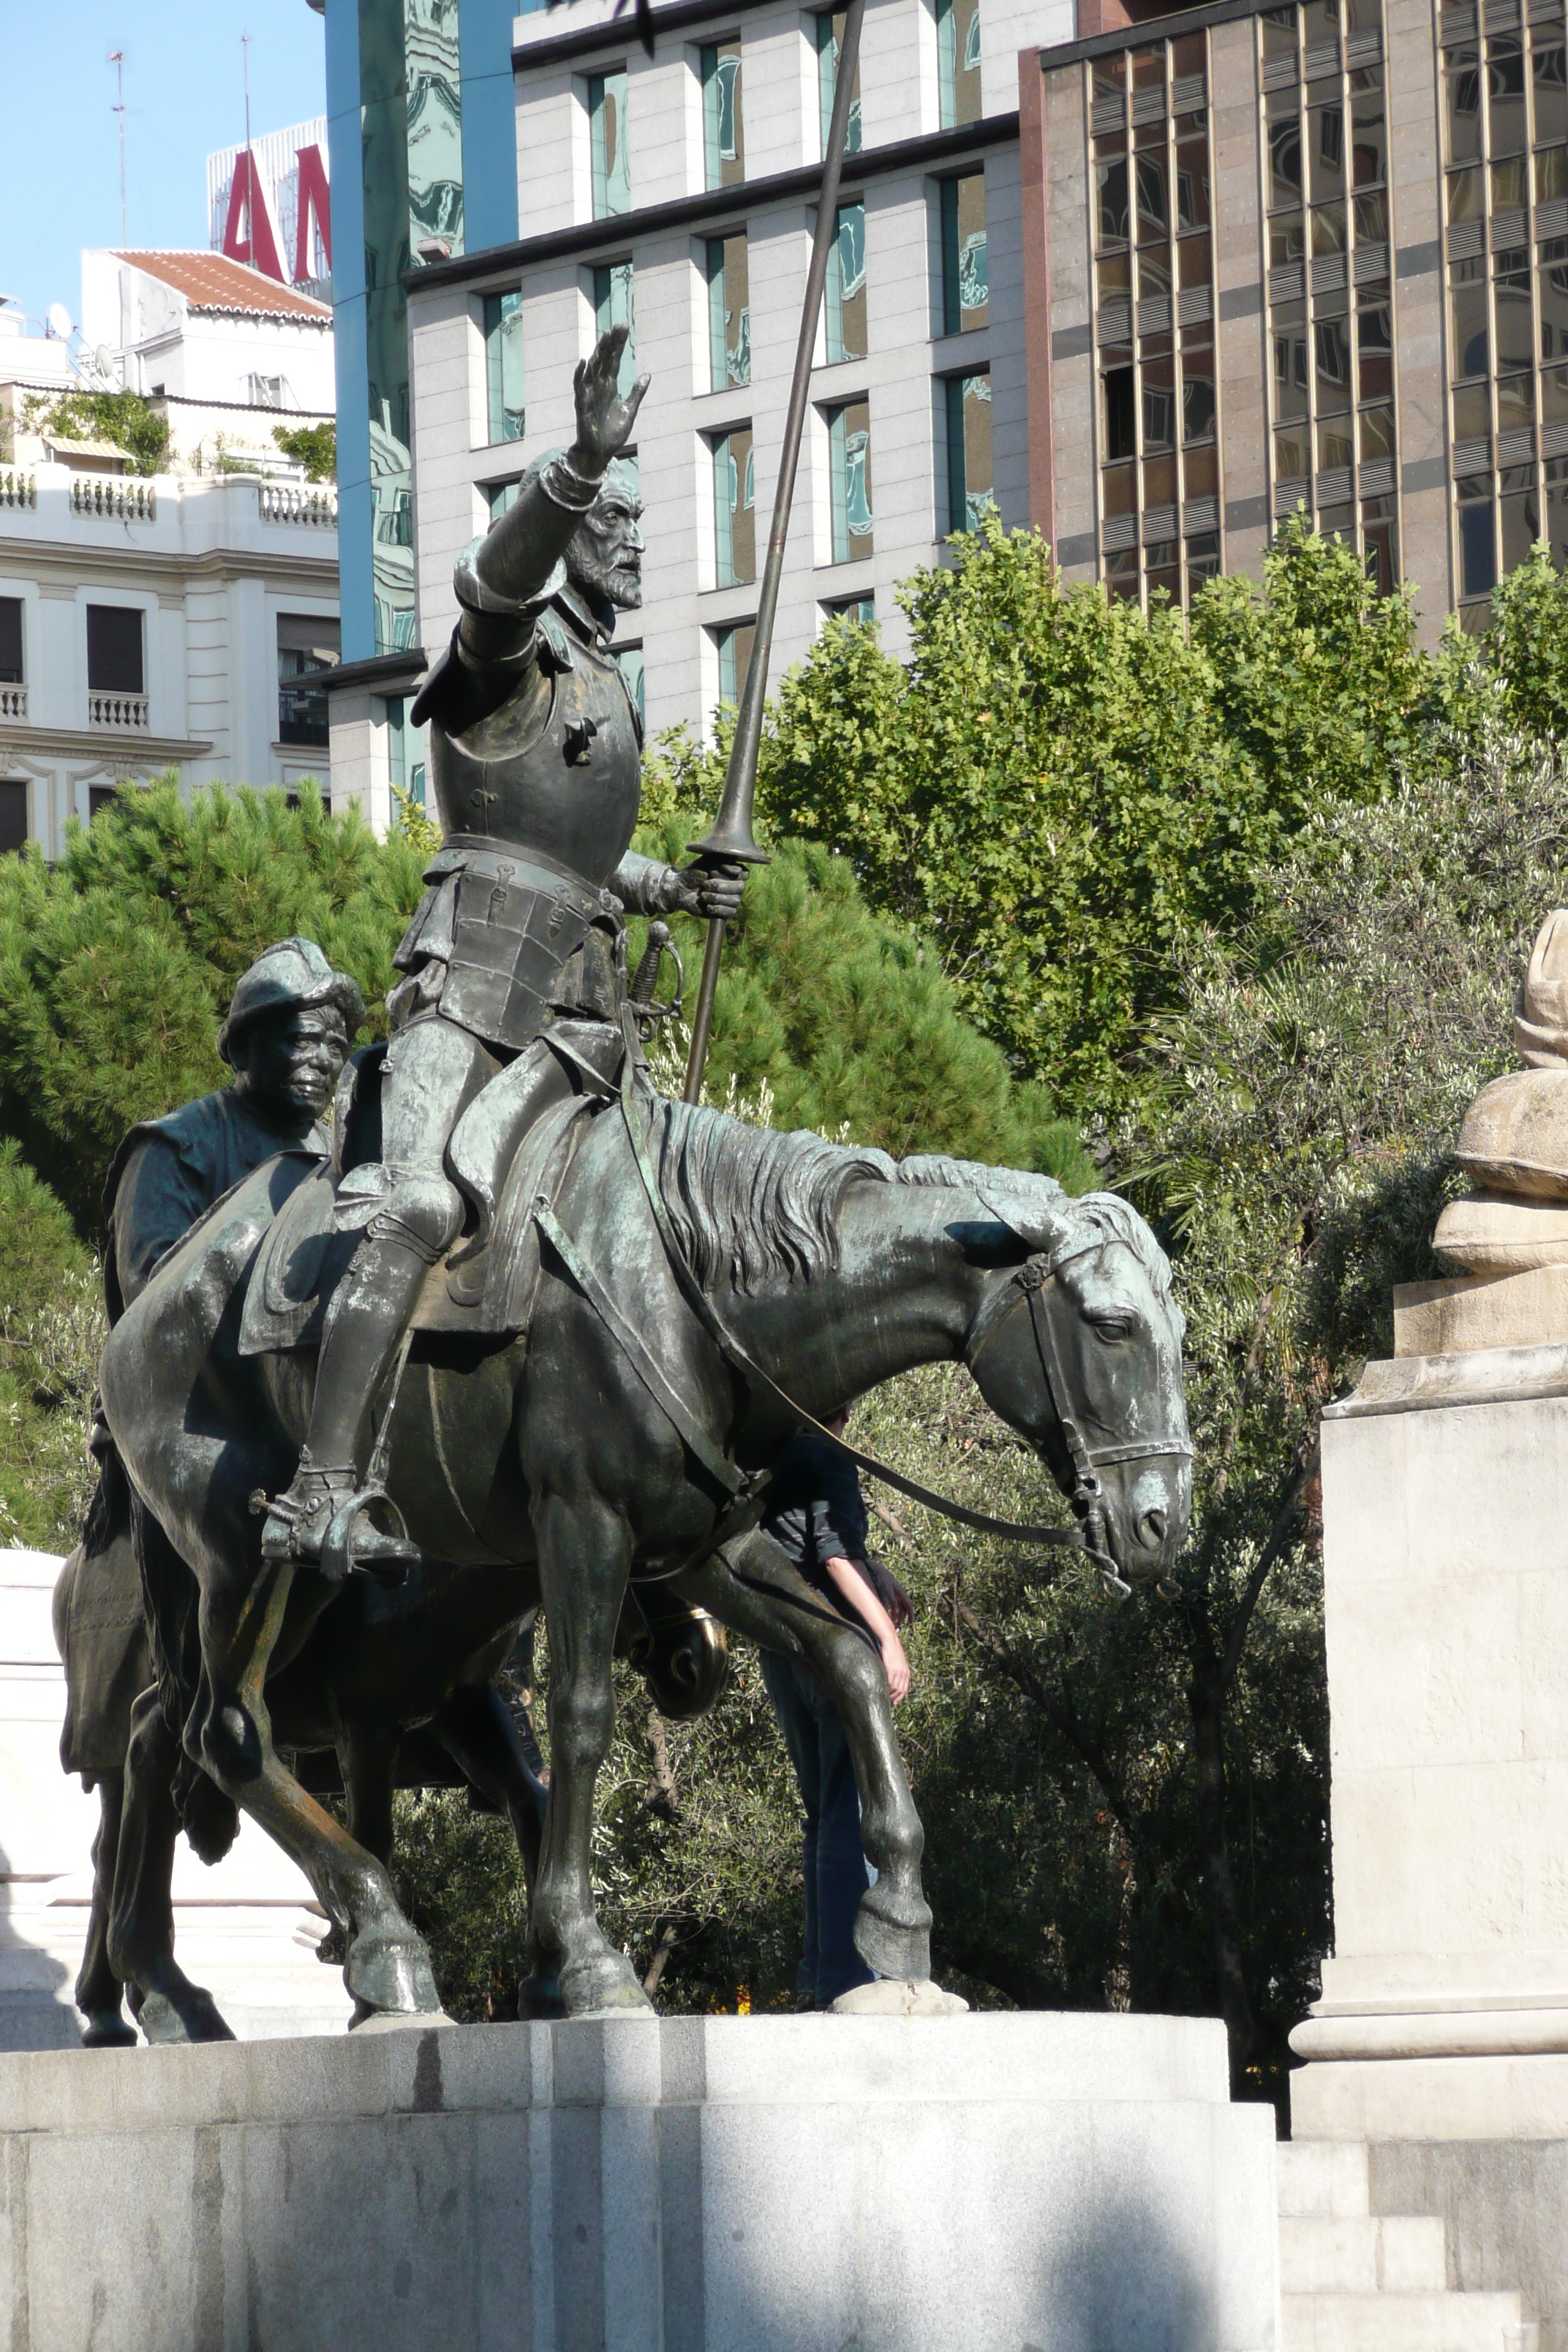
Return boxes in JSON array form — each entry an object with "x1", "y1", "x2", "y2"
[{"x1": 960, "y1": 1188, "x2": 1192, "y2": 1587}]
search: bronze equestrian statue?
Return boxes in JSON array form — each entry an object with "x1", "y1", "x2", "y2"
[
  {"x1": 54, "y1": 938, "x2": 361, "y2": 2043},
  {"x1": 257, "y1": 324, "x2": 742, "y2": 1578},
  {"x1": 95, "y1": 325, "x2": 1193, "y2": 2027}
]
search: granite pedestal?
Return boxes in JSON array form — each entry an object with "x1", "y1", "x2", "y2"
[
  {"x1": 0, "y1": 2011, "x2": 1279, "y2": 2351},
  {"x1": 1290, "y1": 1344, "x2": 1568, "y2": 2346}
]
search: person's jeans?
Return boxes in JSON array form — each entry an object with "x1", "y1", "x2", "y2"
[{"x1": 760, "y1": 1650, "x2": 874, "y2": 2008}]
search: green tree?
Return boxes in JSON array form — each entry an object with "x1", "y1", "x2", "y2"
[
  {"x1": 273, "y1": 421, "x2": 336, "y2": 482},
  {"x1": 759, "y1": 515, "x2": 1438, "y2": 1117}
]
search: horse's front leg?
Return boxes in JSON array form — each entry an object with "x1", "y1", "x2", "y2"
[
  {"x1": 679, "y1": 1529, "x2": 933, "y2": 1985},
  {"x1": 165, "y1": 1497, "x2": 439, "y2": 2026},
  {"x1": 524, "y1": 1493, "x2": 650, "y2": 2018},
  {"x1": 76, "y1": 1771, "x2": 137, "y2": 2046}
]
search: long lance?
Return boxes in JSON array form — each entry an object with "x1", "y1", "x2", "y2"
[{"x1": 682, "y1": 0, "x2": 867, "y2": 1104}]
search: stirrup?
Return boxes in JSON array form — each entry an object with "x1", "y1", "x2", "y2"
[{"x1": 249, "y1": 1477, "x2": 419, "y2": 1588}]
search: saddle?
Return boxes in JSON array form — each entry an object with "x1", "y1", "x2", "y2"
[{"x1": 236, "y1": 1019, "x2": 623, "y2": 1354}]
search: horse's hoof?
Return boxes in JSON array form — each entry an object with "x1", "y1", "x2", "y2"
[
  {"x1": 80, "y1": 2006, "x2": 139, "y2": 2048},
  {"x1": 851, "y1": 1883, "x2": 932, "y2": 1986},
  {"x1": 132, "y1": 1984, "x2": 238, "y2": 2045},
  {"x1": 519, "y1": 1972, "x2": 566, "y2": 2021},
  {"x1": 559, "y1": 1950, "x2": 653, "y2": 2019},
  {"x1": 344, "y1": 1930, "x2": 440, "y2": 2018},
  {"x1": 829, "y1": 1978, "x2": 969, "y2": 2017},
  {"x1": 350, "y1": 2004, "x2": 455, "y2": 2033}
]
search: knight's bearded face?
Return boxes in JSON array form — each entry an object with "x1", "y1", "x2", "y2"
[{"x1": 568, "y1": 484, "x2": 644, "y2": 611}]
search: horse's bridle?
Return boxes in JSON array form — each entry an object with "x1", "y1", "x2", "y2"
[{"x1": 963, "y1": 1232, "x2": 1194, "y2": 1589}]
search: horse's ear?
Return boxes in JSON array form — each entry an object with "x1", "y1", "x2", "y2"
[{"x1": 974, "y1": 1172, "x2": 1072, "y2": 1257}]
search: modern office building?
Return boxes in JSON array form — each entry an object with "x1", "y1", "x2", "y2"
[
  {"x1": 320, "y1": 0, "x2": 1548, "y2": 815},
  {"x1": 314, "y1": 0, "x2": 521, "y2": 829}
]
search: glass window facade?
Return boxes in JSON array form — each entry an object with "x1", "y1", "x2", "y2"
[
  {"x1": 386, "y1": 693, "x2": 429, "y2": 808},
  {"x1": 815, "y1": 10, "x2": 863, "y2": 157},
  {"x1": 706, "y1": 235, "x2": 751, "y2": 389},
  {"x1": 0, "y1": 600, "x2": 21, "y2": 685},
  {"x1": 701, "y1": 39, "x2": 745, "y2": 189},
  {"x1": 945, "y1": 372, "x2": 994, "y2": 529},
  {"x1": 592, "y1": 260, "x2": 636, "y2": 393},
  {"x1": 938, "y1": 0, "x2": 982, "y2": 131},
  {"x1": 824, "y1": 594, "x2": 876, "y2": 623},
  {"x1": 484, "y1": 477, "x2": 521, "y2": 521},
  {"x1": 941, "y1": 173, "x2": 988, "y2": 333},
  {"x1": 277, "y1": 614, "x2": 342, "y2": 747},
  {"x1": 1443, "y1": 0, "x2": 1568, "y2": 617},
  {"x1": 826, "y1": 203, "x2": 868, "y2": 363},
  {"x1": 1090, "y1": 29, "x2": 1220, "y2": 606},
  {"x1": 714, "y1": 619, "x2": 755, "y2": 709},
  {"x1": 589, "y1": 69, "x2": 630, "y2": 216},
  {"x1": 483, "y1": 288, "x2": 524, "y2": 445},
  {"x1": 1260, "y1": 0, "x2": 1395, "y2": 592},
  {"x1": 712, "y1": 426, "x2": 756, "y2": 585},
  {"x1": 827, "y1": 399, "x2": 874, "y2": 561}
]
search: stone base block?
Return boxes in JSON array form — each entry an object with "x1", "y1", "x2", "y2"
[
  {"x1": 1392, "y1": 1263, "x2": 1568, "y2": 1355},
  {"x1": 1292, "y1": 2052, "x2": 1568, "y2": 2144},
  {"x1": 0, "y1": 2012, "x2": 1280, "y2": 2351}
]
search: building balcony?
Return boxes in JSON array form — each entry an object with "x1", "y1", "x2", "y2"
[
  {"x1": 0, "y1": 470, "x2": 35, "y2": 513},
  {"x1": 259, "y1": 482, "x2": 338, "y2": 528},
  {"x1": 0, "y1": 684, "x2": 25, "y2": 720},
  {"x1": 69, "y1": 476, "x2": 157, "y2": 523},
  {"x1": 88, "y1": 690, "x2": 151, "y2": 731}
]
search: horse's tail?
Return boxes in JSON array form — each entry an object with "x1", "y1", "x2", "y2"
[{"x1": 129, "y1": 1491, "x2": 241, "y2": 1867}]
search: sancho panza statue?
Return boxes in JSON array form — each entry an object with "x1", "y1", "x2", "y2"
[{"x1": 259, "y1": 326, "x2": 744, "y2": 1571}]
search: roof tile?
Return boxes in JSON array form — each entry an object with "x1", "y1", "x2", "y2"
[{"x1": 115, "y1": 251, "x2": 331, "y2": 324}]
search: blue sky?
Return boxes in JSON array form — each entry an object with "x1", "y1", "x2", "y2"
[{"x1": 2, "y1": 1, "x2": 327, "y2": 339}]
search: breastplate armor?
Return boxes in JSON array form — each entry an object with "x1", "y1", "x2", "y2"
[{"x1": 395, "y1": 608, "x2": 645, "y2": 1056}]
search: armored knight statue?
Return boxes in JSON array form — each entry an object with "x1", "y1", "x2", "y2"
[
  {"x1": 258, "y1": 325, "x2": 744, "y2": 1572},
  {"x1": 55, "y1": 937, "x2": 360, "y2": 2043}
]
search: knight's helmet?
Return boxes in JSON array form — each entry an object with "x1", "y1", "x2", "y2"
[{"x1": 218, "y1": 938, "x2": 365, "y2": 1066}]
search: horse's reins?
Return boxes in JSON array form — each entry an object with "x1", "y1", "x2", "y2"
[{"x1": 588, "y1": 1031, "x2": 1190, "y2": 1599}]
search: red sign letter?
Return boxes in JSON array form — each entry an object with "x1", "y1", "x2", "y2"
[
  {"x1": 294, "y1": 145, "x2": 333, "y2": 283},
  {"x1": 221, "y1": 151, "x2": 285, "y2": 284}
]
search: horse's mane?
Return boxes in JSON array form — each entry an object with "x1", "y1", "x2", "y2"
[{"x1": 644, "y1": 1108, "x2": 1178, "y2": 1325}]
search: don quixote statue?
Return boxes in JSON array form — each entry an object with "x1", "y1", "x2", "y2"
[{"x1": 84, "y1": 175, "x2": 1194, "y2": 2035}]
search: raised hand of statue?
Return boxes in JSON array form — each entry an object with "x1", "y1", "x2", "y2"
[{"x1": 571, "y1": 327, "x2": 649, "y2": 475}]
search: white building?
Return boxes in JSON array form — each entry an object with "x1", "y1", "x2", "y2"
[
  {"x1": 0, "y1": 454, "x2": 339, "y2": 853},
  {"x1": 80, "y1": 249, "x2": 335, "y2": 478},
  {"x1": 361, "y1": 0, "x2": 1065, "y2": 793}
]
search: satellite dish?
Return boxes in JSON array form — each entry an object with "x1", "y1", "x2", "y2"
[
  {"x1": 94, "y1": 344, "x2": 116, "y2": 382},
  {"x1": 46, "y1": 302, "x2": 74, "y2": 342}
]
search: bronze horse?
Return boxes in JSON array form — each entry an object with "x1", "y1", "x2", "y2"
[{"x1": 100, "y1": 1090, "x2": 1191, "y2": 2024}]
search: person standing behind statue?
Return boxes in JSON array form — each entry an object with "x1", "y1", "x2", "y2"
[
  {"x1": 54, "y1": 937, "x2": 362, "y2": 2046},
  {"x1": 760, "y1": 1411, "x2": 913, "y2": 2011}
]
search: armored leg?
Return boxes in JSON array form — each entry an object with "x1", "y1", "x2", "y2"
[{"x1": 262, "y1": 1017, "x2": 491, "y2": 1573}]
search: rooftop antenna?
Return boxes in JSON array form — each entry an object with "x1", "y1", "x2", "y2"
[
  {"x1": 242, "y1": 32, "x2": 252, "y2": 162},
  {"x1": 108, "y1": 52, "x2": 127, "y2": 246}
]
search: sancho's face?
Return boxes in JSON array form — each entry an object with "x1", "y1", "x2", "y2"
[
  {"x1": 231, "y1": 1004, "x2": 350, "y2": 1127},
  {"x1": 568, "y1": 480, "x2": 644, "y2": 612}
]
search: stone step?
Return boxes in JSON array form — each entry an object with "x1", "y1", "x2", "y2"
[
  {"x1": 1276, "y1": 2138, "x2": 1371, "y2": 2218},
  {"x1": 1279, "y1": 2213, "x2": 1447, "y2": 2294},
  {"x1": 1281, "y1": 2289, "x2": 1536, "y2": 2352}
]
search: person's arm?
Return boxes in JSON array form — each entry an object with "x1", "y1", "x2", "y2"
[
  {"x1": 113, "y1": 1136, "x2": 209, "y2": 1312},
  {"x1": 611, "y1": 849, "x2": 745, "y2": 922},
  {"x1": 821, "y1": 1553, "x2": 912, "y2": 1704},
  {"x1": 459, "y1": 327, "x2": 646, "y2": 660}
]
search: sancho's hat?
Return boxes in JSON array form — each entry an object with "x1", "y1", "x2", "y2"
[{"x1": 218, "y1": 937, "x2": 365, "y2": 1066}]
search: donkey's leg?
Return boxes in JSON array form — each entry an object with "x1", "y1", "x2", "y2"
[
  {"x1": 108, "y1": 1689, "x2": 235, "y2": 2045},
  {"x1": 180, "y1": 1512, "x2": 440, "y2": 2023},
  {"x1": 435, "y1": 1681, "x2": 547, "y2": 1892},
  {"x1": 75, "y1": 1773, "x2": 137, "y2": 2046},
  {"x1": 678, "y1": 1529, "x2": 933, "y2": 1984},
  {"x1": 342, "y1": 1719, "x2": 399, "y2": 1869},
  {"x1": 525, "y1": 1495, "x2": 649, "y2": 2018}
]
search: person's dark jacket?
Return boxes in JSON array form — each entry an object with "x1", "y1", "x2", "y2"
[{"x1": 761, "y1": 1431, "x2": 869, "y2": 1602}]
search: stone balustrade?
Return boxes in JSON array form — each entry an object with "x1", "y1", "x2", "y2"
[
  {"x1": 68, "y1": 475, "x2": 156, "y2": 522},
  {"x1": 258, "y1": 481, "x2": 338, "y2": 527},
  {"x1": 0, "y1": 685, "x2": 27, "y2": 721},
  {"x1": 0, "y1": 470, "x2": 36, "y2": 511},
  {"x1": 87, "y1": 690, "x2": 150, "y2": 731}
]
